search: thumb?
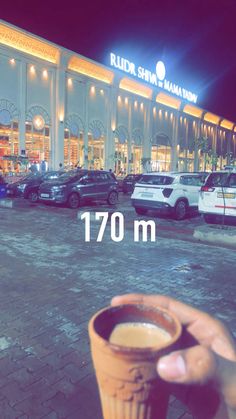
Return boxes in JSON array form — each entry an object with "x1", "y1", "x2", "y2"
[{"x1": 157, "y1": 345, "x2": 218, "y2": 385}]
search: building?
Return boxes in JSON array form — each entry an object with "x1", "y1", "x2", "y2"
[{"x1": 0, "y1": 19, "x2": 235, "y2": 175}]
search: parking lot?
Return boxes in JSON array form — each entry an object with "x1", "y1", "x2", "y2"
[{"x1": 0, "y1": 194, "x2": 236, "y2": 418}]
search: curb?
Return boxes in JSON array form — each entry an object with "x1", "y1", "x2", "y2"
[
  {"x1": 0, "y1": 198, "x2": 30, "y2": 209},
  {"x1": 193, "y1": 225, "x2": 236, "y2": 248}
]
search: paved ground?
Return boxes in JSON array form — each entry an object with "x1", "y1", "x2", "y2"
[{"x1": 0, "y1": 195, "x2": 236, "y2": 418}]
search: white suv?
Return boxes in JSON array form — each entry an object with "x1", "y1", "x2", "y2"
[
  {"x1": 199, "y1": 169, "x2": 236, "y2": 223},
  {"x1": 131, "y1": 172, "x2": 207, "y2": 220}
]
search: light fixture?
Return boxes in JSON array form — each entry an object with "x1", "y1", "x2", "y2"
[
  {"x1": 100, "y1": 89, "x2": 104, "y2": 95},
  {"x1": 117, "y1": 95, "x2": 121, "y2": 103},
  {"x1": 125, "y1": 97, "x2": 128, "y2": 105},
  {"x1": 42, "y1": 69, "x2": 48, "y2": 80},
  {"x1": 134, "y1": 100, "x2": 138, "y2": 108},
  {"x1": 10, "y1": 58, "x2": 15, "y2": 65},
  {"x1": 33, "y1": 115, "x2": 45, "y2": 131},
  {"x1": 30, "y1": 65, "x2": 35, "y2": 75},
  {"x1": 90, "y1": 86, "x2": 95, "y2": 94},
  {"x1": 140, "y1": 103, "x2": 144, "y2": 110}
]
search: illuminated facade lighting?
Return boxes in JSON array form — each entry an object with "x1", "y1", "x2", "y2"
[
  {"x1": 42, "y1": 69, "x2": 48, "y2": 80},
  {"x1": 0, "y1": 22, "x2": 59, "y2": 63},
  {"x1": 68, "y1": 78, "x2": 72, "y2": 87},
  {"x1": 220, "y1": 119, "x2": 234, "y2": 130},
  {"x1": 68, "y1": 56, "x2": 114, "y2": 84},
  {"x1": 156, "y1": 92, "x2": 181, "y2": 110},
  {"x1": 204, "y1": 112, "x2": 220, "y2": 125},
  {"x1": 90, "y1": 86, "x2": 95, "y2": 94},
  {"x1": 183, "y1": 104, "x2": 203, "y2": 119},
  {"x1": 125, "y1": 97, "x2": 128, "y2": 105},
  {"x1": 10, "y1": 58, "x2": 15, "y2": 65},
  {"x1": 30, "y1": 65, "x2": 35, "y2": 75},
  {"x1": 119, "y1": 77, "x2": 152, "y2": 99}
]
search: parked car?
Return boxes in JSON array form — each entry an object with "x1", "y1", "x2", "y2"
[
  {"x1": 7, "y1": 171, "x2": 65, "y2": 202},
  {"x1": 6, "y1": 173, "x2": 35, "y2": 197},
  {"x1": 131, "y1": 172, "x2": 208, "y2": 220},
  {"x1": 199, "y1": 169, "x2": 236, "y2": 223},
  {"x1": 38, "y1": 170, "x2": 119, "y2": 209},
  {"x1": 0, "y1": 174, "x2": 8, "y2": 198},
  {"x1": 122, "y1": 174, "x2": 142, "y2": 194}
]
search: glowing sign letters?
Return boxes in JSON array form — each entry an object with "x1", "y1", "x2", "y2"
[{"x1": 110, "y1": 52, "x2": 198, "y2": 104}]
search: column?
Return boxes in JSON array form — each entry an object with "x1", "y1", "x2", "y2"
[
  {"x1": 53, "y1": 51, "x2": 70, "y2": 170},
  {"x1": 127, "y1": 98, "x2": 132, "y2": 174},
  {"x1": 106, "y1": 85, "x2": 117, "y2": 170},
  {"x1": 83, "y1": 81, "x2": 89, "y2": 168},
  {"x1": 194, "y1": 119, "x2": 201, "y2": 171},
  {"x1": 18, "y1": 61, "x2": 27, "y2": 156},
  {"x1": 143, "y1": 100, "x2": 152, "y2": 172},
  {"x1": 171, "y1": 111, "x2": 179, "y2": 171}
]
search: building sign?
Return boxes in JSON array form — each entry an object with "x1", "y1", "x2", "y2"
[{"x1": 110, "y1": 53, "x2": 198, "y2": 104}]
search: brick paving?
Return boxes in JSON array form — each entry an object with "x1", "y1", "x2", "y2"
[{"x1": 0, "y1": 196, "x2": 235, "y2": 418}]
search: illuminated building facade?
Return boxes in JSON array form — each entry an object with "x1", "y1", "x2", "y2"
[{"x1": 0, "y1": 20, "x2": 235, "y2": 175}]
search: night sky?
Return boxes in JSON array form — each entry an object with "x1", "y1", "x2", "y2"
[{"x1": 1, "y1": 0, "x2": 236, "y2": 122}]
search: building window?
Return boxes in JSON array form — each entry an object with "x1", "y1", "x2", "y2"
[
  {"x1": 0, "y1": 110, "x2": 19, "y2": 174},
  {"x1": 87, "y1": 135, "x2": 105, "y2": 170},
  {"x1": 25, "y1": 121, "x2": 50, "y2": 167},
  {"x1": 130, "y1": 144, "x2": 142, "y2": 173},
  {"x1": 151, "y1": 145, "x2": 171, "y2": 172},
  {"x1": 64, "y1": 130, "x2": 84, "y2": 169},
  {"x1": 114, "y1": 139, "x2": 128, "y2": 176}
]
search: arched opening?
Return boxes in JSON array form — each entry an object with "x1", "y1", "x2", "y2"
[
  {"x1": 88, "y1": 120, "x2": 105, "y2": 170},
  {"x1": 25, "y1": 106, "x2": 51, "y2": 169},
  {"x1": 131, "y1": 129, "x2": 143, "y2": 173},
  {"x1": 0, "y1": 101, "x2": 19, "y2": 175},
  {"x1": 64, "y1": 115, "x2": 84, "y2": 169},
  {"x1": 113, "y1": 126, "x2": 128, "y2": 176}
]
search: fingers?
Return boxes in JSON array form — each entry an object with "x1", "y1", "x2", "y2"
[
  {"x1": 157, "y1": 347, "x2": 236, "y2": 412},
  {"x1": 157, "y1": 345, "x2": 217, "y2": 385},
  {"x1": 111, "y1": 294, "x2": 205, "y2": 326}
]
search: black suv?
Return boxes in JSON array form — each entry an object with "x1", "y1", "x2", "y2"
[
  {"x1": 122, "y1": 174, "x2": 142, "y2": 194},
  {"x1": 38, "y1": 170, "x2": 119, "y2": 209},
  {"x1": 8, "y1": 171, "x2": 64, "y2": 202}
]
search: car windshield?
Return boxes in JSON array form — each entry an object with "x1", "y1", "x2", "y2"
[
  {"x1": 57, "y1": 171, "x2": 86, "y2": 182},
  {"x1": 138, "y1": 175, "x2": 174, "y2": 185},
  {"x1": 205, "y1": 172, "x2": 229, "y2": 187}
]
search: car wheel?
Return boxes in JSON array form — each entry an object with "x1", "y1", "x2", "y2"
[
  {"x1": 174, "y1": 200, "x2": 187, "y2": 220},
  {"x1": 135, "y1": 207, "x2": 148, "y2": 215},
  {"x1": 107, "y1": 191, "x2": 118, "y2": 205},
  {"x1": 28, "y1": 191, "x2": 38, "y2": 203},
  {"x1": 203, "y1": 214, "x2": 216, "y2": 224},
  {"x1": 68, "y1": 193, "x2": 80, "y2": 209}
]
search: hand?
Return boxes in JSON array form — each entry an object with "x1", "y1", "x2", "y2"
[{"x1": 111, "y1": 294, "x2": 236, "y2": 419}]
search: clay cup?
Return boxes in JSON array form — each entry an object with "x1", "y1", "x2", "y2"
[{"x1": 88, "y1": 303, "x2": 182, "y2": 419}]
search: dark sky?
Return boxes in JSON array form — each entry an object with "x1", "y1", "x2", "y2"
[{"x1": 1, "y1": 0, "x2": 236, "y2": 122}]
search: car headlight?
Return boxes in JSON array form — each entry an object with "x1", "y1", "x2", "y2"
[
  {"x1": 52, "y1": 185, "x2": 66, "y2": 191},
  {"x1": 18, "y1": 183, "x2": 27, "y2": 191}
]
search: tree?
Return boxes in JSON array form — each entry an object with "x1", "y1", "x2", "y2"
[
  {"x1": 194, "y1": 136, "x2": 219, "y2": 171},
  {"x1": 141, "y1": 157, "x2": 151, "y2": 172}
]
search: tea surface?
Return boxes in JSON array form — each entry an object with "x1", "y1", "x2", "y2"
[{"x1": 109, "y1": 322, "x2": 171, "y2": 348}]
